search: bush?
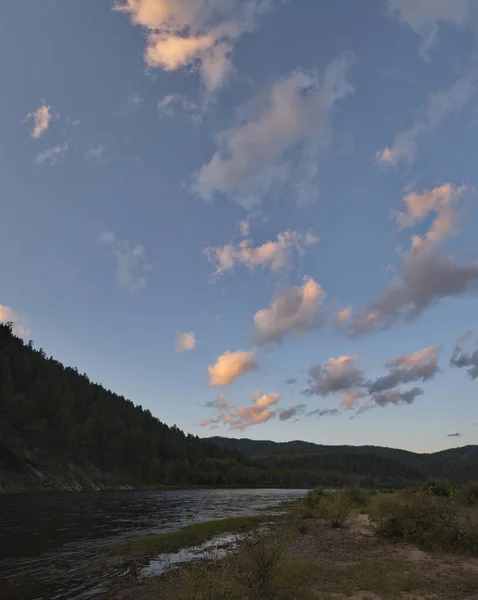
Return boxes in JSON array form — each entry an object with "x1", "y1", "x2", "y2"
[
  {"x1": 373, "y1": 492, "x2": 477, "y2": 555},
  {"x1": 344, "y1": 485, "x2": 368, "y2": 507},
  {"x1": 304, "y1": 486, "x2": 326, "y2": 509},
  {"x1": 462, "y1": 482, "x2": 478, "y2": 505},
  {"x1": 232, "y1": 529, "x2": 286, "y2": 595},
  {"x1": 422, "y1": 477, "x2": 454, "y2": 498},
  {"x1": 319, "y1": 491, "x2": 354, "y2": 528}
]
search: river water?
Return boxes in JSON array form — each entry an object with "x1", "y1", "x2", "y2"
[{"x1": 0, "y1": 488, "x2": 306, "y2": 599}]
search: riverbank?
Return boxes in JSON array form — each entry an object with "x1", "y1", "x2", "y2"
[{"x1": 110, "y1": 489, "x2": 478, "y2": 600}]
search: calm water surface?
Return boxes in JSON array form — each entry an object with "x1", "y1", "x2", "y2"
[{"x1": 0, "y1": 488, "x2": 306, "y2": 599}]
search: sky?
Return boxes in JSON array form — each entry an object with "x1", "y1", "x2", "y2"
[{"x1": 1, "y1": 0, "x2": 478, "y2": 453}]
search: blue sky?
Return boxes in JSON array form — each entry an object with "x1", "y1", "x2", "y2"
[{"x1": 1, "y1": 0, "x2": 477, "y2": 452}]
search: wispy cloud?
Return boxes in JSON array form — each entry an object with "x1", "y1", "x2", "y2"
[
  {"x1": 192, "y1": 55, "x2": 355, "y2": 208},
  {"x1": 85, "y1": 144, "x2": 108, "y2": 164},
  {"x1": 208, "y1": 350, "x2": 259, "y2": 387},
  {"x1": 279, "y1": 404, "x2": 306, "y2": 421},
  {"x1": 98, "y1": 231, "x2": 150, "y2": 291},
  {"x1": 252, "y1": 277, "x2": 326, "y2": 346},
  {"x1": 0, "y1": 305, "x2": 30, "y2": 338},
  {"x1": 201, "y1": 391, "x2": 279, "y2": 430},
  {"x1": 115, "y1": 0, "x2": 282, "y2": 94},
  {"x1": 450, "y1": 330, "x2": 478, "y2": 379},
  {"x1": 205, "y1": 231, "x2": 318, "y2": 277},
  {"x1": 176, "y1": 330, "x2": 197, "y2": 354},
  {"x1": 371, "y1": 387, "x2": 424, "y2": 407},
  {"x1": 385, "y1": 0, "x2": 470, "y2": 58},
  {"x1": 346, "y1": 184, "x2": 478, "y2": 337},
  {"x1": 377, "y1": 74, "x2": 476, "y2": 167},
  {"x1": 284, "y1": 377, "x2": 298, "y2": 385},
  {"x1": 35, "y1": 143, "x2": 68, "y2": 166},
  {"x1": 158, "y1": 94, "x2": 202, "y2": 124},
  {"x1": 367, "y1": 347, "x2": 440, "y2": 394},
  {"x1": 333, "y1": 307, "x2": 352, "y2": 326},
  {"x1": 25, "y1": 103, "x2": 55, "y2": 139},
  {"x1": 447, "y1": 432, "x2": 462, "y2": 437},
  {"x1": 307, "y1": 407, "x2": 340, "y2": 418}
]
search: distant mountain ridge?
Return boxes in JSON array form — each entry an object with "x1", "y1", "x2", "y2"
[{"x1": 209, "y1": 437, "x2": 478, "y2": 484}]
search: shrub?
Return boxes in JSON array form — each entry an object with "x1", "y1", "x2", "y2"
[
  {"x1": 304, "y1": 486, "x2": 326, "y2": 509},
  {"x1": 422, "y1": 477, "x2": 454, "y2": 498},
  {"x1": 373, "y1": 492, "x2": 477, "y2": 555},
  {"x1": 232, "y1": 529, "x2": 286, "y2": 595},
  {"x1": 462, "y1": 482, "x2": 478, "y2": 505},
  {"x1": 319, "y1": 491, "x2": 354, "y2": 527},
  {"x1": 344, "y1": 485, "x2": 368, "y2": 507}
]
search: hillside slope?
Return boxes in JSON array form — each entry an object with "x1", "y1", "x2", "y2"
[{"x1": 209, "y1": 437, "x2": 478, "y2": 483}]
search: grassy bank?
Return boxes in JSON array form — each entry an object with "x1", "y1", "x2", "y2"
[{"x1": 111, "y1": 514, "x2": 278, "y2": 558}]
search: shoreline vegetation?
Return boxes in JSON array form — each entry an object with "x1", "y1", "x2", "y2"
[{"x1": 108, "y1": 482, "x2": 478, "y2": 599}]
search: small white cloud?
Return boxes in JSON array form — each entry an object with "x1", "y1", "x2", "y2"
[
  {"x1": 98, "y1": 231, "x2": 150, "y2": 291},
  {"x1": 176, "y1": 330, "x2": 197, "y2": 353},
  {"x1": 208, "y1": 350, "x2": 259, "y2": 387},
  {"x1": 35, "y1": 143, "x2": 68, "y2": 166},
  {"x1": 25, "y1": 103, "x2": 55, "y2": 139}
]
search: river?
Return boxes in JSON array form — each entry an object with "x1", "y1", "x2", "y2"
[{"x1": 0, "y1": 488, "x2": 306, "y2": 599}]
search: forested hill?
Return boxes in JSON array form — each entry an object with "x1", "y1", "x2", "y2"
[
  {"x1": 0, "y1": 322, "x2": 260, "y2": 492},
  {"x1": 209, "y1": 437, "x2": 478, "y2": 484},
  {"x1": 1, "y1": 321, "x2": 476, "y2": 492}
]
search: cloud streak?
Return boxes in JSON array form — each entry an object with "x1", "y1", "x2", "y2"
[
  {"x1": 252, "y1": 277, "x2": 326, "y2": 346},
  {"x1": 205, "y1": 231, "x2": 318, "y2": 277},
  {"x1": 192, "y1": 55, "x2": 354, "y2": 207},
  {"x1": 367, "y1": 347, "x2": 440, "y2": 394},
  {"x1": 201, "y1": 391, "x2": 279, "y2": 430},
  {"x1": 346, "y1": 184, "x2": 478, "y2": 337},
  {"x1": 279, "y1": 404, "x2": 306, "y2": 421},
  {"x1": 98, "y1": 231, "x2": 150, "y2": 291}
]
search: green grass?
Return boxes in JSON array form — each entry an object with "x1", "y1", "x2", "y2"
[{"x1": 111, "y1": 515, "x2": 278, "y2": 557}]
